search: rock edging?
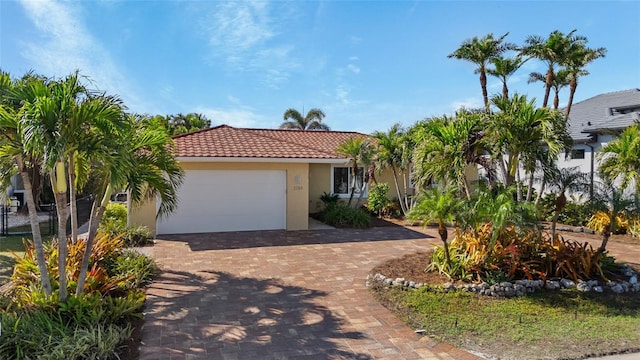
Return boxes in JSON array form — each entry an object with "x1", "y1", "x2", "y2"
[{"x1": 366, "y1": 264, "x2": 639, "y2": 298}]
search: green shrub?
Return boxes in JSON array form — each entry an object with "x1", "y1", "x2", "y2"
[
  {"x1": 122, "y1": 225, "x2": 153, "y2": 247},
  {"x1": 0, "y1": 310, "x2": 131, "y2": 360},
  {"x1": 320, "y1": 192, "x2": 340, "y2": 209},
  {"x1": 99, "y1": 203, "x2": 128, "y2": 235},
  {"x1": 322, "y1": 203, "x2": 372, "y2": 228},
  {"x1": 107, "y1": 250, "x2": 158, "y2": 289},
  {"x1": 367, "y1": 183, "x2": 390, "y2": 216},
  {"x1": 537, "y1": 194, "x2": 595, "y2": 226}
]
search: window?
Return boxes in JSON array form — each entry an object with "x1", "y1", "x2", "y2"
[
  {"x1": 570, "y1": 149, "x2": 585, "y2": 159},
  {"x1": 332, "y1": 166, "x2": 366, "y2": 196}
]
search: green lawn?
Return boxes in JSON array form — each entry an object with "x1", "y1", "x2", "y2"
[
  {"x1": 0, "y1": 235, "x2": 27, "y2": 285},
  {"x1": 374, "y1": 286, "x2": 640, "y2": 359}
]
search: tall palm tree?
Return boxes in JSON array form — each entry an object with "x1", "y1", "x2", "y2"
[
  {"x1": 280, "y1": 108, "x2": 329, "y2": 130},
  {"x1": 546, "y1": 167, "x2": 589, "y2": 240},
  {"x1": 564, "y1": 45, "x2": 606, "y2": 118},
  {"x1": 488, "y1": 94, "x2": 570, "y2": 195},
  {"x1": 0, "y1": 71, "x2": 53, "y2": 295},
  {"x1": 448, "y1": 32, "x2": 514, "y2": 110},
  {"x1": 409, "y1": 187, "x2": 462, "y2": 271},
  {"x1": 76, "y1": 116, "x2": 184, "y2": 295},
  {"x1": 335, "y1": 137, "x2": 370, "y2": 206},
  {"x1": 21, "y1": 71, "x2": 128, "y2": 302},
  {"x1": 597, "y1": 124, "x2": 640, "y2": 193},
  {"x1": 373, "y1": 124, "x2": 414, "y2": 215},
  {"x1": 528, "y1": 69, "x2": 571, "y2": 110},
  {"x1": 521, "y1": 30, "x2": 586, "y2": 108},
  {"x1": 487, "y1": 55, "x2": 525, "y2": 99}
]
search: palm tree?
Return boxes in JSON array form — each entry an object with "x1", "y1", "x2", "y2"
[
  {"x1": 528, "y1": 69, "x2": 571, "y2": 110},
  {"x1": 564, "y1": 45, "x2": 606, "y2": 118},
  {"x1": 409, "y1": 187, "x2": 462, "y2": 271},
  {"x1": 412, "y1": 115, "x2": 480, "y2": 199},
  {"x1": 280, "y1": 108, "x2": 329, "y2": 130},
  {"x1": 373, "y1": 124, "x2": 414, "y2": 215},
  {"x1": 487, "y1": 55, "x2": 525, "y2": 100},
  {"x1": 21, "y1": 71, "x2": 128, "y2": 302},
  {"x1": 76, "y1": 116, "x2": 184, "y2": 295},
  {"x1": 448, "y1": 33, "x2": 514, "y2": 110},
  {"x1": 597, "y1": 124, "x2": 640, "y2": 193},
  {"x1": 335, "y1": 137, "x2": 370, "y2": 206},
  {"x1": 590, "y1": 180, "x2": 634, "y2": 252},
  {"x1": 0, "y1": 71, "x2": 53, "y2": 296},
  {"x1": 521, "y1": 30, "x2": 586, "y2": 108},
  {"x1": 546, "y1": 167, "x2": 589, "y2": 240},
  {"x1": 353, "y1": 141, "x2": 374, "y2": 209},
  {"x1": 488, "y1": 94, "x2": 570, "y2": 196}
]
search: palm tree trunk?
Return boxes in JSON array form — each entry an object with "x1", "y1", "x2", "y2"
[
  {"x1": 565, "y1": 79, "x2": 578, "y2": 119},
  {"x1": 480, "y1": 70, "x2": 489, "y2": 111},
  {"x1": 516, "y1": 166, "x2": 523, "y2": 202},
  {"x1": 438, "y1": 224, "x2": 452, "y2": 270},
  {"x1": 526, "y1": 171, "x2": 535, "y2": 202},
  {"x1": 68, "y1": 153, "x2": 78, "y2": 243},
  {"x1": 551, "y1": 193, "x2": 566, "y2": 242},
  {"x1": 347, "y1": 163, "x2": 357, "y2": 207},
  {"x1": 502, "y1": 77, "x2": 509, "y2": 99},
  {"x1": 542, "y1": 66, "x2": 554, "y2": 108},
  {"x1": 535, "y1": 180, "x2": 546, "y2": 206},
  {"x1": 51, "y1": 161, "x2": 69, "y2": 302},
  {"x1": 598, "y1": 228, "x2": 611, "y2": 253},
  {"x1": 553, "y1": 89, "x2": 560, "y2": 110},
  {"x1": 76, "y1": 183, "x2": 111, "y2": 295},
  {"x1": 391, "y1": 166, "x2": 407, "y2": 215},
  {"x1": 16, "y1": 155, "x2": 52, "y2": 296},
  {"x1": 462, "y1": 177, "x2": 471, "y2": 200},
  {"x1": 54, "y1": 191, "x2": 69, "y2": 302}
]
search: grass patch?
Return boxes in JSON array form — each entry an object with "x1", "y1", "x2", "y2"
[
  {"x1": 0, "y1": 235, "x2": 29, "y2": 285},
  {"x1": 373, "y1": 286, "x2": 640, "y2": 359}
]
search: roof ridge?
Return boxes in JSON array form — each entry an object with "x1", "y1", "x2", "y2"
[
  {"x1": 571, "y1": 88, "x2": 640, "y2": 108},
  {"x1": 171, "y1": 124, "x2": 231, "y2": 140},
  {"x1": 235, "y1": 127, "x2": 346, "y2": 158},
  {"x1": 240, "y1": 126, "x2": 367, "y2": 135}
]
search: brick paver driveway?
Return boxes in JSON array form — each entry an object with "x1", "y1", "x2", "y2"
[{"x1": 139, "y1": 226, "x2": 481, "y2": 360}]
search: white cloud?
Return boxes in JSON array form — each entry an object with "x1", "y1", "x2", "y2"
[
  {"x1": 195, "y1": 107, "x2": 266, "y2": 128},
  {"x1": 347, "y1": 64, "x2": 360, "y2": 74},
  {"x1": 18, "y1": 0, "x2": 145, "y2": 111},
  {"x1": 205, "y1": 1, "x2": 275, "y2": 61},
  {"x1": 348, "y1": 56, "x2": 359, "y2": 61},
  {"x1": 449, "y1": 97, "x2": 483, "y2": 112},
  {"x1": 200, "y1": 1, "x2": 299, "y2": 88}
]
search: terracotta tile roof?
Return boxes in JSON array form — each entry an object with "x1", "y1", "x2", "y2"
[{"x1": 172, "y1": 125, "x2": 371, "y2": 159}]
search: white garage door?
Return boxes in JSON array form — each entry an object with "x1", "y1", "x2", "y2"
[{"x1": 157, "y1": 170, "x2": 286, "y2": 234}]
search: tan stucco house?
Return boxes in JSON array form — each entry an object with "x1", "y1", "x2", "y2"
[{"x1": 129, "y1": 125, "x2": 406, "y2": 235}]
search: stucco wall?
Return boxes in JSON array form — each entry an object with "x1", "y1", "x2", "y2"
[
  {"x1": 309, "y1": 163, "x2": 331, "y2": 213},
  {"x1": 128, "y1": 196, "x2": 157, "y2": 235}
]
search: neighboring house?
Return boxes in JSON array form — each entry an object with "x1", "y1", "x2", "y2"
[
  {"x1": 129, "y1": 125, "x2": 406, "y2": 235},
  {"x1": 555, "y1": 89, "x2": 640, "y2": 195}
]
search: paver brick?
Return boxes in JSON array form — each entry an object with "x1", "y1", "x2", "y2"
[{"x1": 139, "y1": 227, "x2": 489, "y2": 359}]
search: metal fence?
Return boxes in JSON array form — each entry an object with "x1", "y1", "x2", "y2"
[
  {"x1": 0, "y1": 204, "x2": 56, "y2": 237},
  {"x1": 1, "y1": 195, "x2": 94, "y2": 238}
]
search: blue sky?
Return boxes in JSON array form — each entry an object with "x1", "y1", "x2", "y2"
[{"x1": 1, "y1": 1, "x2": 639, "y2": 134}]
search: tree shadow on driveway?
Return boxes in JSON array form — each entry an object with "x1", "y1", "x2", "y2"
[
  {"x1": 157, "y1": 227, "x2": 432, "y2": 252},
  {"x1": 140, "y1": 269, "x2": 372, "y2": 359}
]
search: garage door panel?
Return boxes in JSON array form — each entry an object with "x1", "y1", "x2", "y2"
[{"x1": 157, "y1": 170, "x2": 286, "y2": 234}]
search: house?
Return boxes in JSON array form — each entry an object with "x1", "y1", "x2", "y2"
[
  {"x1": 129, "y1": 125, "x2": 406, "y2": 235},
  {"x1": 555, "y1": 89, "x2": 640, "y2": 195}
]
